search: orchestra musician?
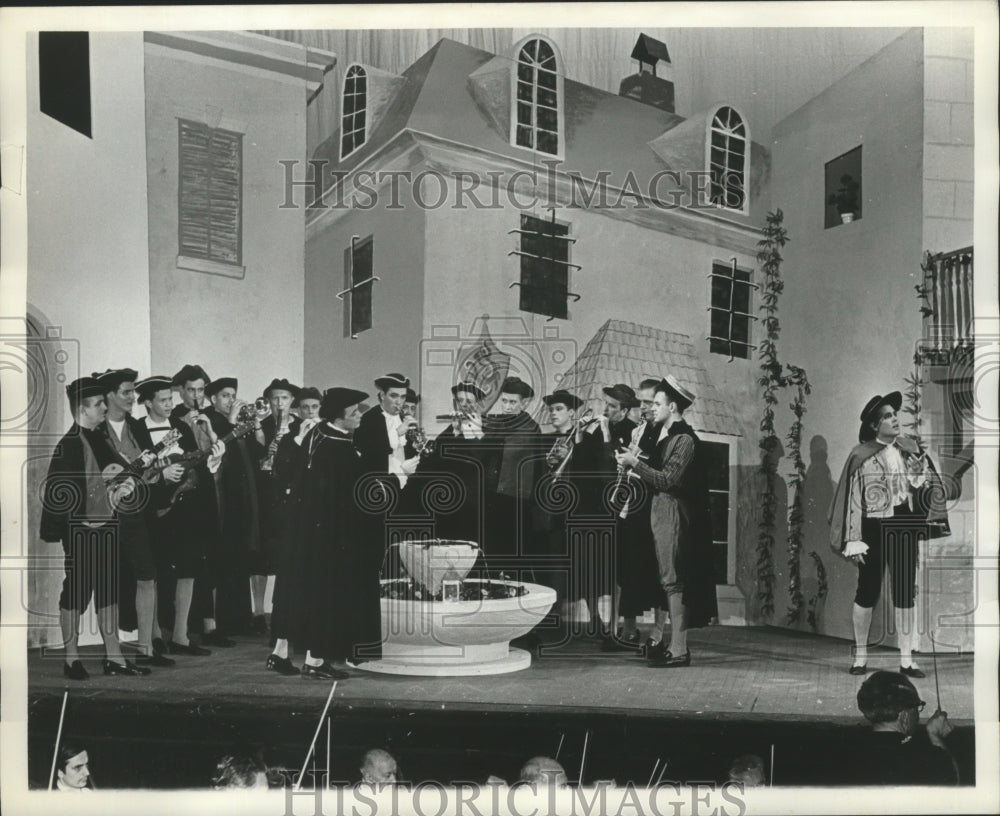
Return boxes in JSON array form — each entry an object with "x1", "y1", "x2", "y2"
[
  {"x1": 202, "y1": 376, "x2": 260, "y2": 642},
  {"x1": 354, "y1": 373, "x2": 421, "y2": 505},
  {"x1": 411, "y1": 381, "x2": 488, "y2": 541},
  {"x1": 615, "y1": 376, "x2": 718, "y2": 668},
  {"x1": 479, "y1": 376, "x2": 545, "y2": 584},
  {"x1": 40, "y1": 377, "x2": 150, "y2": 679},
  {"x1": 134, "y1": 375, "x2": 224, "y2": 656},
  {"x1": 537, "y1": 390, "x2": 607, "y2": 641},
  {"x1": 252, "y1": 378, "x2": 302, "y2": 636},
  {"x1": 94, "y1": 368, "x2": 174, "y2": 667},
  {"x1": 602, "y1": 379, "x2": 667, "y2": 653}
]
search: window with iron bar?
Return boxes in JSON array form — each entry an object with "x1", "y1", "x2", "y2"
[
  {"x1": 518, "y1": 214, "x2": 571, "y2": 320},
  {"x1": 708, "y1": 261, "x2": 756, "y2": 360}
]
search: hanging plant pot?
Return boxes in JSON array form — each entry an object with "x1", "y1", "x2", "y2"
[{"x1": 840, "y1": 212, "x2": 854, "y2": 224}]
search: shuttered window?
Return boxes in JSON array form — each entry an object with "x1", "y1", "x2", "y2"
[{"x1": 178, "y1": 119, "x2": 243, "y2": 266}]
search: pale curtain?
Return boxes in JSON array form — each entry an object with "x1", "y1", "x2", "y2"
[{"x1": 259, "y1": 27, "x2": 907, "y2": 157}]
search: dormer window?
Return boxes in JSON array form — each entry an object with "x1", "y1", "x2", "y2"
[
  {"x1": 708, "y1": 106, "x2": 748, "y2": 212},
  {"x1": 341, "y1": 65, "x2": 367, "y2": 160},
  {"x1": 511, "y1": 37, "x2": 562, "y2": 156}
]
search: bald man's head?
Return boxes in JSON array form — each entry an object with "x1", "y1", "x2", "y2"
[
  {"x1": 361, "y1": 749, "x2": 398, "y2": 785},
  {"x1": 519, "y1": 756, "x2": 568, "y2": 788}
]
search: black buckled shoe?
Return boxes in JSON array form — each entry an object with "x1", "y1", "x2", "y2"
[
  {"x1": 103, "y1": 659, "x2": 152, "y2": 676},
  {"x1": 201, "y1": 631, "x2": 236, "y2": 648},
  {"x1": 301, "y1": 661, "x2": 349, "y2": 680},
  {"x1": 647, "y1": 643, "x2": 691, "y2": 668},
  {"x1": 63, "y1": 660, "x2": 89, "y2": 681},
  {"x1": 266, "y1": 655, "x2": 301, "y2": 676},
  {"x1": 168, "y1": 640, "x2": 211, "y2": 656},
  {"x1": 848, "y1": 664, "x2": 870, "y2": 675},
  {"x1": 136, "y1": 652, "x2": 176, "y2": 668},
  {"x1": 900, "y1": 665, "x2": 926, "y2": 678}
]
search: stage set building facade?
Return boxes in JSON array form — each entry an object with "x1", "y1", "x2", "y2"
[{"x1": 21, "y1": 28, "x2": 976, "y2": 652}]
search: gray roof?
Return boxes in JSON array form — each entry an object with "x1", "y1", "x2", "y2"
[{"x1": 557, "y1": 319, "x2": 742, "y2": 437}]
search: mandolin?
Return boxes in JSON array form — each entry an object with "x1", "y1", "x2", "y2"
[
  {"x1": 155, "y1": 419, "x2": 257, "y2": 517},
  {"x1": 101, "y1": 428, "x2": 182, "y2": 487}
]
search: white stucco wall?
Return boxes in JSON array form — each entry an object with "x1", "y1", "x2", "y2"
[{"x1": 143, "y1": 34, "x2": 308, "y2": 398}]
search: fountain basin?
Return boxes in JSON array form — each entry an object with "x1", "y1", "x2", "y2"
[{"x1": 357, "y1": 579, "x2": 557, "y2": 677}]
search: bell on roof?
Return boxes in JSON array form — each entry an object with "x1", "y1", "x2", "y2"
[
  {"x1": 630, "y1": 34, "x2": 671, "y2": 76},
  {"x1": 620, "y1": 34, "x2": 675, "y2": 114}
]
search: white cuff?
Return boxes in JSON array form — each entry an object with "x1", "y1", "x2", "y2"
[{"x1": 843, "y1": 541, "x2": 869, "y2": 557}]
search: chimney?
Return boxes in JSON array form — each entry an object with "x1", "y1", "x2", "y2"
[{"x1": 619, "y1": 34, "x2": 675, "y2": 114}]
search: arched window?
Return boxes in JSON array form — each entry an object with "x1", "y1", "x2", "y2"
[
  {"x1": 341, "y1": 65, "x2": 367, "y2": 159},
  {"x1": 512, "y1": 37, "x2": 561, "y2": 156},
  {"x1": 708, "y1": 106, "x2": 748, "y2": 211}
]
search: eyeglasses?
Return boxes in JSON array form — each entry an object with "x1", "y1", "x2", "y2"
[{"x1": 911, "y1": 700, "x2": 927, "y2": 712}]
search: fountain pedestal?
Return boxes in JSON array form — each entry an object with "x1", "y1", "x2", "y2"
[{"x1": 357, "y1": 579, "x2": 557, "y2": 677}]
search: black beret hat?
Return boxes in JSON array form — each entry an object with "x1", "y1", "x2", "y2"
[
  {"x1": 858, "y1": 392, "x2": 902, "y2": 442},
  {"x1": 93, "y1": 368, "x2": 139, "y2": 393},
  {"x1": 135, "y1": 375, "x2": 174, "y2": 401},
  {"x1": 451, "y1": 381, "x2": 486, "y2": 401},
  {"x1": 296, "y1": 386, "x2": 323, "y2": 404},
  {"x1": 172, "y1": 364, "x2": 211, "y2": 387},
  {"x1": 320, "y1": 387, "x2": 369, "y2": 420},
  {"x1": 65, "y1": 377, "x2": 105, "y2": 404},
  {"x1": 602, "y1": 383, "x2": 638, "y2": 408},
  {"x1": 374, "y1": 373, "x2": 410, "y2": 391},
  {"x1": 205, "y1": 377, "x2": 238, "y2": 398},
  {"x1": 500, "y1": 376, "x2": 534, "y2": 399},
  {"x1": 405, "y1": 388, "x2": 420, "y2": 404},
  {"x1": 542, "y1": 389, "x2": 583, "y2": 410},
  {"x1": 263, "y1": 378, "x2": 301, "y2": 399}
]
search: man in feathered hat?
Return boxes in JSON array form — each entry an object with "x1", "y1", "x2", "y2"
[{"x1": 828, "y1": 391, "x2": 949, "y2": 676}]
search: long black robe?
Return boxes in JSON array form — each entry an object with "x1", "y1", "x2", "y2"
[
  {"x1": 406, "y1": 425, "x2": 487, "y2": 541},
  {"x1": 275, "y1": 423, "x2": 383, "y2": 662},
  {"x1": 535, "y1": 429, "x2": 609, "y2": 602},
  {"x1": 478, "y1": 412, "x2": 545, "y2": 573},
  {"x1": 202, "y1": 406, "x2": 260, "y2": 633}
]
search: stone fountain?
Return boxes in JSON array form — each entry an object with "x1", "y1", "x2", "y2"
[{"x1": 356, "y1": 540, "x2": 556, "y2": 677}]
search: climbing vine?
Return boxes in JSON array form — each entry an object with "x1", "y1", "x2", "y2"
[
  {"x1": 903, "y1": 251, "x2": 937, "y2": 450},
  {"x1": 783, "y1": 365, "x2": 811, "y2": 624},
  {"x1": 755, "y1": 209, "x2": 813, "y2": 624}
]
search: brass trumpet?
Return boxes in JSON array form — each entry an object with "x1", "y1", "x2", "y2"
[{"x1": 401, "y1": 405, "x2": 434, "y2": 457}]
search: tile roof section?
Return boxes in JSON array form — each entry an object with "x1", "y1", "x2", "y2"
[{"x1": 557, "y1": 319, "x2": 742, "y2": 437}]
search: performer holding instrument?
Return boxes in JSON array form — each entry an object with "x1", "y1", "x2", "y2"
[
  {"x1": 135, "y1": 375, "x2": 224, "y2": 657},
  {"x1": 538, "y1": 391, "x2": 607, "y2": 641},
  {"x1": 601, "y1": 380, "x2": 667, "y2": 653},
  {"x1": 252, "y1": 378, "x2": 302, "y2": 636}
]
